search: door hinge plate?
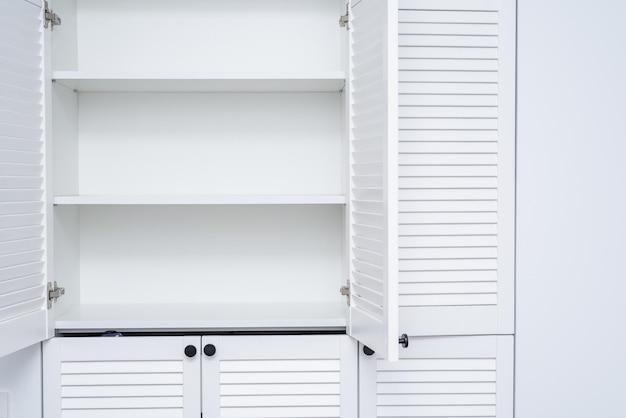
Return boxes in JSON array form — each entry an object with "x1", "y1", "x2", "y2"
[
  {"x1": 44, "y1": 1, "x2": 62, "y2": 30},
  {"x1": 339, "y1": 4, "x2": 349, "y2": 29},
  {"x1": 340, "y1": 285, "x2": 350, "y2": 305},
  {"x1": 47, "y1": 281, "x2": 65, "y2": 309}
]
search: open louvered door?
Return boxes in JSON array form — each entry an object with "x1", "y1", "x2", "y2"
[
  {"x1": 0, "y1": 0, "x2": 50, "y2": 357},
  {"x1": 396, "y1": 0, "x2": 515, "y2": 336},
  {"x1": 348, "y1": 0, "x2": 400, "y2": 361}
]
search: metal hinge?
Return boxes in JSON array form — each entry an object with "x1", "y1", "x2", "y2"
[
  {"x1": 44, "y1": 1, "x2": 62, "y2": 30},
  {"x1": 47, "y1": 281, "x2": 65, "y2": 309},
  {"x1": 339, "y1": 4, "x2": 349, "y2": 29},
  {"x1": 340, "y1": 285, "x2": 350, "y2": 305}
]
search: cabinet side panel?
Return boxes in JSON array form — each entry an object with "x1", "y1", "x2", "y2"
[{"x1": 0, "y1": 343, "x2": 42, "y2": 418}]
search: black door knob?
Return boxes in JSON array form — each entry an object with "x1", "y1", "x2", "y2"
[
  {"x1": 184, "y1": 345, "x2": 197, "y2": 358},
  {"x1": 363, "y1": 346, "x2": 375, "y2": 356},
  {"x1": 204, "y1": 344, "x2": 216, "y2": 356}
]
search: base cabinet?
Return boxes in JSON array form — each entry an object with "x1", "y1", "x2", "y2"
[
  {"x1": 43, "y1": 334, "x2": 514, "y2": 418},
  {"x1": 43, "y1": 335, "x2": 358, "y2": 418},
  {"x1": 359, "y1": 336, "x2": 514, "y2": 418}
]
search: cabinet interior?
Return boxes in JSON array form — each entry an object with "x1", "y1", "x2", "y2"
[{"x1": 50, "y1": 0, "x2": 350, "y2": 330}]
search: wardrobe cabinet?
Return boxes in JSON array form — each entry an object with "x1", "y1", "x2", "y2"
[{"x1": 1, "y1": 0, "x2": 516, "y2": 416}]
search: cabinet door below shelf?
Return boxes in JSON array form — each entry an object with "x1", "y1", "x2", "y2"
[
  {"x1": 43, "y1": 336, "x2": 201, "y2": 418},
  {"x1": 202, "y1": 335, "x2": 358, "y2": 418},
  {"x1": 359, "y1": 335, "x2": 514, "y2": 418}
]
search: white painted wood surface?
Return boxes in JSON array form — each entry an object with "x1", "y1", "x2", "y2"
[
  {"x1": 52, "y1": 71, "x2": 346, "y2": 92},
  {"x1": 44, "y1": 336, "x2": 201, "y2": 418},
  {"x1": 202, "y1": 335, "x2": 357, "y2": 418},
  {"x1": 68, "y1": 205, "x2": 343, "y2": 306},
  {"x1": 396, "y1": 0, "x2": 516, "y2": 336},
  {"x1": 61, "y1": 0, "x2": 343, "y2": 74},
  {"x1": 348, "y1": 0, "x2": 400, "y2": 362},
  {"x1": 0, "y1": 344, "x2": 42, "y2": 418},
  {"x1": 72, "y1": 92, "x2": 342, "y2": 196},
  {"x1": 54, "y1": 302, "x2": 347, "y2": 332},
  {"x1": 53, "y1": 195, "x2": 346, "y2": 205},
  {"x1": 0, "y1": 0, "x2": 49, "y2": 358},
  {"x1": 360, "y1": 335, "x2": 513, "y2": 418}
]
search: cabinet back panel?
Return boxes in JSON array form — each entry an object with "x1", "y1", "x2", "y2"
[
  {"x1": 69, "y1": 0, "x2": 342, "y2": 72},
  {"x1": 78, "y1": 206, "x2": 343, "y2": 304},
  {"x1": 77, "y1": 92, "x2": 342, "y2": 195}
]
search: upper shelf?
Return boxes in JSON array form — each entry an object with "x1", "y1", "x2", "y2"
[
  {"x1": 53, "y1": 195, "x2": 347, "y2": 205},
  {"x1": 52, "y1": 71, "x2": 347, "y2": 92}
]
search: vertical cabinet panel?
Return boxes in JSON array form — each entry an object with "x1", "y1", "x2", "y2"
[
  {"x1": 202, "y1": 335, "x2": 357, "y2": 418},
  {"x1": 43, "y1": 336, "x2": 201, "y2": 418},
  {"x1": 349, "y1": 0, "x2": 400, "y2": 362},
  {"x1": 396, "y1": 0, "x2": 516, "y2": 336},
  {"x1": 0, "y1": 0, "x2": 48, "y2": 358},
  {"x1": 360, "y1": 336, "x2": 513, "y2": 418}
]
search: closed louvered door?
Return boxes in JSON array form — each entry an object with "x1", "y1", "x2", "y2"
[
  {"x1": 359, "y1": 336, "x2": 513, "y2": 418},
  {"x1": 43, "y1": 336, "x2": 202, "y2": 418},
  {"x1": 202, "y1": 335, "x2": 357, "y2": 418},
  {"x1": 396, "y1": 0, "x2": 515, "y2": 335},
  {"x1": 348, "y1": 0, "x2": 400, "y2": 361},
  {"x1": 0, "y1": 0, "x2": 49, "y2": 357}
]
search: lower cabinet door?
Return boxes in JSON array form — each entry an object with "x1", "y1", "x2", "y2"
[
  {"x1": 359, "y1": 335, "x2": 514, "y2": 418},
  {"x1": 201, "y1": 334, "x2": 358, "y2": 418},
  {"x1": 43, "y1": 336, "x2": 202, "y2": 418}
]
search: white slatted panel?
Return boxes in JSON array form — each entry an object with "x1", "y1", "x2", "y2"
[
  {"x1": 60, "y1": 360, "x2": 184, "y2": 417},
  {"x1": 220, "y1": 359, "x2": 340, "y2": 417},
  {"x1": 203, "y1": 335, "x2": 357, "y2": 418},
  {"x1": 349, "y1": 0, "x2": 399, "y2": 361},
  {"x1": 397, "y1": 0, "x2": 515, "y2": 335},
  {"x1": 44, "y1": 337, "x2": 201, "y2": 418},
  {"x1": 0, "y1": 0, "x2": 47, "y2": 358},
  {"x1": 359, "y1": 336, "x2": 513, "y2": 418}
]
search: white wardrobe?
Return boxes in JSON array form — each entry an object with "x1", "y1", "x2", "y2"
[{"x1": 0, "y1": 0, "x2": 515, "y2": 417}]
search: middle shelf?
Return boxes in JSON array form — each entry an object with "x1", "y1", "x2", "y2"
[
  {"x1": 52, "y1": 71, "x2": 347, "y2": 92},
  {"x1": 53, "y1": 195, "x2": 347, "y2": 205}
]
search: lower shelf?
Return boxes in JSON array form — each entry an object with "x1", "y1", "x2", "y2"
[{"x1": 54, "y1": 302, "x2": 348, "y2": 333}]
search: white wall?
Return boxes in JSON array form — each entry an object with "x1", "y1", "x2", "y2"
[
  {"x1": 0, "y1": 344, "x2": 42, "y2": 418},
  {"x1": 516, "y1": 1, "x2": 626, "y2": 416}
]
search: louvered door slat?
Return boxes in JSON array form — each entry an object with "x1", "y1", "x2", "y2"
[
  {"x1": 360, "y1": 336, "x2": 513, "y2": 418},
  {"x1": 202, "y1": 335, "x2": 357, "y2": 418},
  {"x1": 397, "y1": 0, "x2": 515, "y2": 336},
  {"x1": 44, "y1": 337, "x2": 201, "y2": 418}
]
